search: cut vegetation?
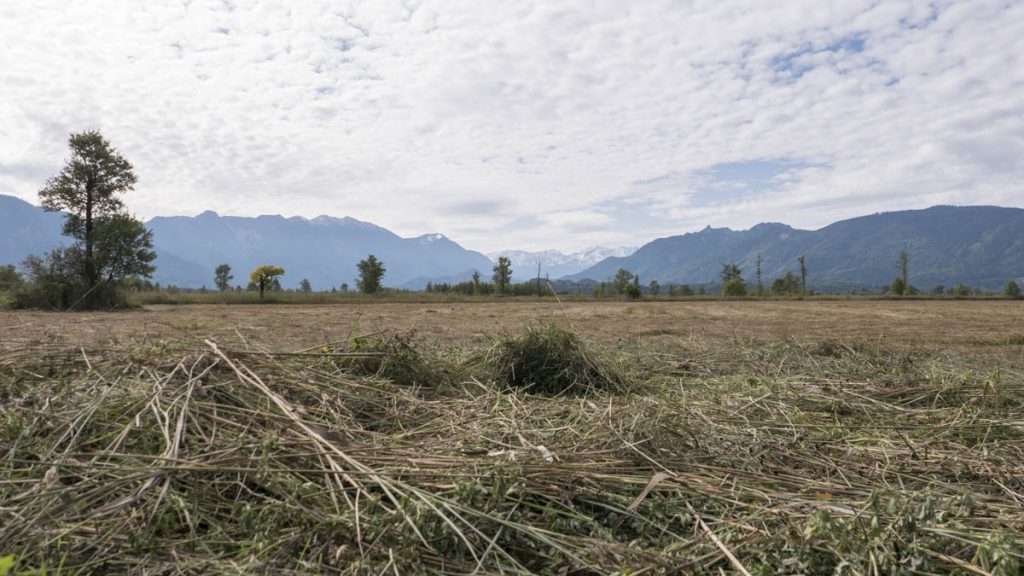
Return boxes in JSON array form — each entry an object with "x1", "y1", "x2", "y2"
[{"x1": 1, "y1": 303, "x2": 1023, "y2": 574}]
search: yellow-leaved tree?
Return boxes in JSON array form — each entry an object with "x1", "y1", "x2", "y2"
[{"x1": 250, "y1": 265, "x2": 284, "y2": 299}]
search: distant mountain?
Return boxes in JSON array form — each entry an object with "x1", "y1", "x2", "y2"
[
  {"x1": 568, "y1": 206, "x2": 1024, "y2": 291},
  {"x1": 3, "y1": 196, "x2": 1021, "y2": 292},
  {"x1": 0, "y1": 195, "x2": 67, "y2": 262},
  {"x1": 145, "y1": 213, "x2": 493, "y2": 290},
  {"x1": 486, "y1": 247, "x2": 637, "y2": 281},
  {"x1": 0, "y1": 196, "x2": 494, "y2": 290}
]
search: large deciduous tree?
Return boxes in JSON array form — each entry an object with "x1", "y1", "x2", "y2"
[
  {"x1": 214, "y1": 264, "x2": 233, "y2": 291},
  {"x1": 613, "y1": 268, "x2": 635, "y2": 295},
  {"x1": 356, "y1": 255, "x2": 385, "y2": 294},
  {"x1": 33, "y1": 130, "x2": 155, "y2": 309}
]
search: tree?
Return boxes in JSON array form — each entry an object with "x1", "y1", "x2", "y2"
[
  {"x1": 249, "y1": 265, "x2": 284, "y2": 299},
  {"x1": 471, "y1": 270, "x2": 481, "y2": 295},
  {"x1": 899, "y1": 251, "x2": 909, "y2": 290},
  {"x1": 536, "y1": 260, "x2": 543, "y2": 298},
  {"x1": 613, "y1": 268, "x2": 635, "y2": 294},
  {"x1": 214, "y1": 264, "x2": 233, "y2": 292},
  {"x1": 721, "y1": 263, "x2": 742, "y2": 283},
  {"x1": 721, "y1": 264, "x2": 745, "y2": 296},
  {"x1": 300, "y1": 278, "x2": 312, "y2": 293},
  {"x1": 953, "y1": 283, "x2": 970, "y2": 297},
  {"x1": 1005, "y1": 280, "x2": 1021, "y2": 298},
  {"x1": 39, "y1": 131, "x2": 143, "y2": 287},
  {"x1": 493, "y1": 256, "x2": 512, "y2": 295},
  {"x1": 356, "y1": 254, "x2": 385, "y2": 294},
  {"x1": 624, "y1": 283, "x2": 641, "y2": 299},
  {"x1": 648, "y1": 279, "x2": 661, "y2": 296},
  {"x1": 931, "y1": 284, "x2": 946, "y2": 295},
  {"x1": 755, "y1": 253, "x2": 764, "y2": 297},
  {"x1": 35, "y1": 130, "x2": 155, "y2": 308},
  {"x1": 797, "y1": 255, "x2": 807, "y2": 296}
]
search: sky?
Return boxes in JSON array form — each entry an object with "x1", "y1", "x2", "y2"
[{"x1": 1, "y1": 1, "x2": 1022, "y2": 253}]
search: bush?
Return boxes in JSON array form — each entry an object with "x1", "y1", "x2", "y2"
[
  {"x1": 772, "y1": 272, "x2": 801, "y2": 295},
  {"x1": 623, "y1": 284, "x2": 641, "y2": 299},
  {"x1": 723, "y1": 277, "x2": 747, "y2": 297},
  {"x1": 7, "y1": 249, "x2": 132, "y2": 310},
  {"x1": 890, "y1": 277, "x2": 906, "y2": 296}
]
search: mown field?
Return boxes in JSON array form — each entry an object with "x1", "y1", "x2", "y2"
[{"x1": 1, "y1": 301, "x2": 1022, "y2": 574}]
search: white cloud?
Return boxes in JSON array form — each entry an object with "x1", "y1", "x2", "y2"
[{"x1": 1, "y1": 0, "x2": 1022, "y2": 252}]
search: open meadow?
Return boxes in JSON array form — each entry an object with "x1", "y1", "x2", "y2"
[{"x1": 2, "y1": 300, "x2": 1023, "y2": 574}]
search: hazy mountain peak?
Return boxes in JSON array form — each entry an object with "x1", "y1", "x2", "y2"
[
  {"x1": 413, "y1": 233, "x2": 448, "y2": 243},
  {"x1": 485, "y1": 246, "x2": 638, "y2": 281},
  {"x1": 310, "y1": 215, "x2": 386, "y2": 231},
  {"x1": 750, "y1": 222, "x2": 793, "y2": 231}
]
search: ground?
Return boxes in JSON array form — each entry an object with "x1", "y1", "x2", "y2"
[
  {"x1": 3, "y1": 299, "x2": 1023, "y2": 351},
  {"x1": 1, "y1": 300, "x2": 1022, "y2": 574}
]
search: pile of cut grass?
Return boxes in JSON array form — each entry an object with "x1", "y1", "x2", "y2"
[
  {"x1": 480, "y1": 323, "x2": 631, "y2": 395},
  {"x1": 1, "y1": 328, "x2": 1023, "y2": 574}
]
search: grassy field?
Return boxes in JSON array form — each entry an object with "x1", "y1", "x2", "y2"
[{"x1": 1, "y1": 301, "x2": 1022, "y2": 574}]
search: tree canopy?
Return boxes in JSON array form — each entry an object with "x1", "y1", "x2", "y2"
[{"x1": 250, "y1": 265, "x2": 285, "y2": 299}]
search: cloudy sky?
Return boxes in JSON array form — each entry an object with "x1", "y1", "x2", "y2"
[{"x1": 1, "y1": 1, "x2": 1022, "y2": 252}]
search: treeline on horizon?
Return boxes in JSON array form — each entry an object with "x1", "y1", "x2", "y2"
[{"x1": 93, "y1": 253, "x2": 1021, "y2": 301}]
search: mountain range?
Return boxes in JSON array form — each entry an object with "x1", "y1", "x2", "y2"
[
  {"x1": 0, "y1": 195, "x2": 495, "y2": 290},
  {"x1": 2, "y1": 195, "x2": 1022, "y2": 291},
  {"x1": 486, "y1": 247, "x2": 637, "y2": 282},
  {"x1": 568, "y1": 205, "x2": 1024, "y2": 291}
]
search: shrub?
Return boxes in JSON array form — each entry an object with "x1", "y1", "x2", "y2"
[
  {"x1": 623, "y1": 283, "x2": 641, "y2": 299},
  {"x1": 723, "y1": 277, "x2": 747, "y2": 297},
  {"x1": 890, "y1": 277, "x2": 906, "y2": 296},
  {"x1": 9, "y1": 249, "x2": 132, "y2": 310},
  {"x1": 772, "y1": 272, "x2": 801, "y2": 295}
]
